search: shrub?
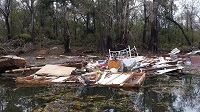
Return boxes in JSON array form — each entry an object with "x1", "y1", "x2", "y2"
[{"x1": 19, "y1": 33, "x2": 32, "y2": 43}]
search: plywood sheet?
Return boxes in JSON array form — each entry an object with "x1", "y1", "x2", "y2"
[
  {"x1": 107, "y1": 74, "x2": 132, "y2": 84},
  {"x1": 100, "y1": 74, "x2": 120, "y2": 85},
  {"x1": 35, "y1": 64, "x2": 76, "y2": 76}
]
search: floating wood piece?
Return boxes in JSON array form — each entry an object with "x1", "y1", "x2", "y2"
[
  {"x1": 5, "y1": 66, "x2": 42, "y2": 73},
  {"x1": 36, "y1": 56, "x2": 45, "y2": 59},
  {"x1": 162, "y1": 54, "x2": 189, "y2": 59},
  {"x1": 121, "y1": 72, "x2": 146, "y2": 88},
  {"x1": 35, "y1": 64, "x2": 76, "y2": 76},
  {"x1": 16, "y1": 74, "x2": 78, "y2": 85},
  {"x1": 142, "y1": 65, "x2": 176, "y2": 72},
  {"x1": 106, "y1": 74, "x2": 132, "y2": 85},
  {"x1": 51, "y1": 77, "x2": 70, "y2": 83},
  {"x1": 96, "y1": 72, "x2": 146, "y2": 88},
  {"x1": 154, "y1": 66, "x2": 184, "y2": 75},
  {"x1": 16, "y1": 75, "x2": 54, "y2": 85},
  {"x1": 99, "y1": 74, "x2": 121, "y2": 85},
  {"x1": 0, "y1": 55, "x2": 26, "y2": 73}
]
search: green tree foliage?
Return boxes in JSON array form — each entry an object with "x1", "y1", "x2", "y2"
[{"x1": 0, "y1": 0, "x2": 200, "y2": 53}]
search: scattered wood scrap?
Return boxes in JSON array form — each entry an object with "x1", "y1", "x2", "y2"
[
  {"x1": 0, "y1": 55, "x2": 26, "y2": 73},
  {"x1": 95, "y1": 72, "x2": 146, "y2": 88},
  {"x1": 5, "y1": 66, "x2": 42, "y2": 73},
  {"x1": 35, "y1": 64, "x2": 76, "y2": 77},
  {"x1": 16, "y1": 64, "x2": 77, "y2": 85}
]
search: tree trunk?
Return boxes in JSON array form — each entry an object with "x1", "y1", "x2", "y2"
[
  {"x1": 63, "y1": 2, "x2": 71, "y2": 53},
  {"x1": 106, "y1": 13, "x2": 113, "y2": 50},
  {"x1": 5, "y1": 15, "x2": 11, "y2": 40},
  {"x1": 123, "y1": 0, "x2": 129, "y2": 45},
  {"x1": 142, "y1": 0, "x2": 147, "y2": 48},
  {"x1": 148, "y1": 0, "x2": 158, "y2": 53},
  {"x1": 106, "y1": 2, "x2": 114, "y2": 51},
  {"x1": 189, "y1": 15, "x2": 194, "y2": 44},
  {"x1": 0, "y1": 0, "x2": 11, "y2": 40},
  {"x1": 116, "y1": 0, "x2": 121, "y2": 44},
  {"x1": 116, "y1": 0, "x2": 129, "y2": 46},
  {"x1": 73, "y1": 13, "x2": 77, "y2": 41},
  {"x1": 31, "y1": 0, "x2": 35, "y2": 42},
  {"x1": 86, "y1": 13, "x2": 90, "y2": 34},
  {"x1": 97, "y1": 0, "x2": 106, "y2": 54},
  {"x1": 40, "y1": 6, "x2": 44, "y2": 28},
  {"x1": 165, "y1": 16, "x2": 191, "y2": 46},
  {"x1": 120, "y1": 0, "x2": 124, "y2": 45},
  {"x1": 92, "y1": 10, "x2": 96, "y2": 33},
  {"x1": 55, "y1": 2, "x2": 59, "y2": 37},
  {"x1": 31, "y1": 12, "x2": 35, "y2": 41}
]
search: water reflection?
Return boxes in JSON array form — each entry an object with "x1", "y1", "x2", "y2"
[
  {"x1": 171, "y1": 75, "x2": 200, "y2": 112},
  {"x1": 0, "y1": 84, "x2": 49, "y2": 112},
  {"x1": 142, "y1": 74, "x2": 200, "y2": 112},
  {"x1": 74, "y1": 85, "x2": 141, "y2": 111},
  {"x1": 76, "y1": 86, "x2": 115, "y2": 97},
  {"x1": 0, "y1": 74, "x2": 199, "y2": 112}
]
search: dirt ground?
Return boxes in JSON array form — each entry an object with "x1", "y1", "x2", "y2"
[{"x1": 0, "y1": 39, "x2": 171, "y2": 58}]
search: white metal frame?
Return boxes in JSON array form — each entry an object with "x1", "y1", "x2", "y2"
[{"x1": 109, "y1": 45, "x2": 133, "y2": 60}]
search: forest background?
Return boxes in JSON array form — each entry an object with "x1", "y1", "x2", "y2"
[{"x1": 0, "y1": 0, "x2": 200, "y2": 55}]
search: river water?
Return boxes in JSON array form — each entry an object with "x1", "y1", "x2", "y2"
[
  {"x1": 0, "y1": 73, "x2": 199, "y2": 112},
  {"x1": 0, "y1": 56, "x2": 200, "y2": 112}
]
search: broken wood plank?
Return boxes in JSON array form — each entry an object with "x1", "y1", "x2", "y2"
[
  {"x1": 35, "y1": 64, "x2": 76, "y2": 77},
  {"x1": 0, "y1": 55, "x2": 26, "y2": 73},
  {"x1": 5, "y1": 66, "x2": 42, "y2": 73}
]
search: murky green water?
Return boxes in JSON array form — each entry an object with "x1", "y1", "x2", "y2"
[
  {"x1": 0, "y1": 73, "x2": 199, "y2": 112},
  {"x1": 0, "y1": 56, "x2": 199, "y2": 111}
]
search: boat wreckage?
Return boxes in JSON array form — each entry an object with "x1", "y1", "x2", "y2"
[{"x1": 0, "y1": 46, "x2": 197, "y2": 88}]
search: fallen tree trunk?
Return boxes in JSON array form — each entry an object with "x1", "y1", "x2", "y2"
[
  {"x1": 165, "y1": 16, "x2": 191, "y2": 46},
  {"x1": 0, "y1": 55, "x2": 26, "y2": 73}
]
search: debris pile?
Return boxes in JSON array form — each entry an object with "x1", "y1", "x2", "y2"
[
  {"x1": 0, "y1": 55, "x2": 26, "y2": 73},
  {"x1": 0, "y1": 46, "x2": 197, "y2": 88}
]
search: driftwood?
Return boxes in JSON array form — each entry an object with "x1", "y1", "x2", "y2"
[
  {"x1": 0, "y1": 55, "x2": 26, "y2": 73},
  {"x1": 5, "y1": 66, "x2": 42, "y2": 73}
]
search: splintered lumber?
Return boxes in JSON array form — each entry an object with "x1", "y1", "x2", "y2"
[
  {"x1": 120, "y1": 72, "x2": 146, "y2": 88},
  {"x1": 51, "y1": 77, "x2": 69, "y2": 83},
  {"x1": 142, "y1": 65, "x2": 176, "y2": 72},
  {"x1": 35, "y1": 64, "x2": 76, "y2": 76},
  {"x1": 16, "y1": 75, "x2": 55, "y2": 85},
  {"x1": 106, "y1": 74, "x2": 132, "y2": 85},
  {"x1": 136, "y1": 74, "x2": 144, "y2": 84},
  {"x1": 154, "y1": 66, "x2": 184, "y2": 75},
  {"x1": 99, "y1": 74, "x2": 120, "y2": 85},
  {"x1": 96, "y1": 72, "x2": 146, "y2": 88},
  {"x1": 5, "y1": 66, "x2": 42, "y2": 73},
  {"x1": 162, "y1": 54, "x2": 189, "y2": 58},
  {"x1": 0, "y1": 55, "x2": 26, "y2": 73}
]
